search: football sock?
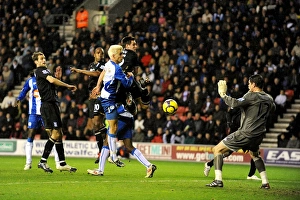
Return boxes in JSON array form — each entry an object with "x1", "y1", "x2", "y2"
[
  {"x1": 253, "y1": 157, "x2": 266, "y2": 173},
  {"x1": 99, "y1": 146, "x2": 109, "y2": 172},
  {"x1": 248, "y1": 159, "x2": 256, "y2": 177},
  {"x1": 95, "y1": 132, "x2": 104, "y2": 152},
  {"x1": 55, "y1": 141, "x2": 66, "y2": 166},
  {"x1": 214, "y1": 154, "x2": 223, "y2": 181},
  {"x1": 53, "y1": 145, "x2": 60, "y2": 168},
  {"x1": 131, "y1": 148, "x2": 151, "y2": 168},
  {"x1": 107, "y1": 133, "x2": 118, "y2": 161},
  {"x1": 25, "y1": 140, "x2": 33, "y2": 164},
  {"x1": 253, "y1": 157, "x2": 268, "y2": 184},
  {"x1": 260, "y1": 171, "x2": 269, "y2": 184},
  {"x1": 207, "y1": 159, "x2": 214, "y2": 167},
  {"x1": 40, "y1": 138, "x2": 55, "y2": 162}
]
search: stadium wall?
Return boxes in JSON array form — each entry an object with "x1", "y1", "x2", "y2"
[{"x1": 0, "y1": 139, "x2": 299, "y2": 167}]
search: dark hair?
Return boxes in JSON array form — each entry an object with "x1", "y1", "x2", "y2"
[
  {"x1": 249, "y1": 74, "x2": 264, "y2": 89},
  {"x1": 32, "y1": 52, "x2": 44, "y2": 62},
  {"x1": 121, "y1": 36, "x2": 135, "y2": 47}
]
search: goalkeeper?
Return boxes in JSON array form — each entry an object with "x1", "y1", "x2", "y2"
[
  {"x1": 205, "y1": 75, "x2": 275, "y2": 189},
  {"x1": 204, "y1": 106, "x2": 261, "y2": 180}
]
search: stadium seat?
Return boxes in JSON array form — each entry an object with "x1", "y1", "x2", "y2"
[
  {"x1": 157, "y1": 96, "x2": 164, "y2": 102},
  {"x1": 177, "y1": 106, "x2": 187, "y2": 115},
  {"x1": 214, "y1": 97, "x2": 221, "y2": 105},
  {"x1": 285, "y1": 89, "x2": 294, "y2": 101}
]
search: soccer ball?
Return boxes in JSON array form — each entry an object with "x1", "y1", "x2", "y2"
[{"x1": 163, "y1": 99, "x2": 178, "y2": 115}]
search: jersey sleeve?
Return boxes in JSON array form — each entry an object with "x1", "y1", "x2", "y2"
[
  {"x1": 223, "y1": 92, "x2": 253, "y2": 108},
  {"x1": 17, "y1": 79, "x2": 30, "y2": 101},
  {"x1": 115, "y1": 66, "x2": 133, "y2": 88},
  {"x1": 36, "y1": 68, "x2": 52, "y2": 80}
]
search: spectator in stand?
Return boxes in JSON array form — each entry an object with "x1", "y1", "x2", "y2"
[
  {"x1": 173, "y1": 130, "x2": 185, "y2": 144},
  {"x1": 2, "y1": 64, "x2": 14, "y2": 91},
  {"x1": 1, "y1": 91, "x2": 16, "y2": 110},
  {"x1": 286, "y1": 135, "x2": 300, "y2": 148},
  {"x1": 204, "y1": 114, "x2": 215, "y2": 135},
  {"x1": 274, "y1": 89, "x2": 287, "y2": 119},
  {"x1": 133, "y1": 127, "x2": 145, "y2": 142},
  {"x1": 144, "y1": 129, "x2": 154, "y2": 143},
  {"x1": 0, "y1": 125, "x2": 10, "y2": 138},
  {"x1": 277, "y1": 133, "x2": 288, "y2": 148},
  {"x1": 0, "y1": 75, "x2": 8, "y2": 100},
  {"x1": 143, "y1": 110, "x2": 156, "y2": 133},
  {"x1": 134, "y1": 113, "x2": 145, "y2": 132},
  {"x1": 200, "y1": 96, "x2": 215, "y2": 117},
  {"x1": 76, "y1": 6, "x2": 89, "y2": 29},
  {"x1": 184, "y1": 130, "x2": 195, "y2": 144},
  {"x1": 212, "y1": 104, "x2": 226, "y2": 124},
  {"x1": 151, "y1": 127, "x2": 163, "y2": 143},
  {"x1": 183, "y1": 111, "x2": 195, "y2": 133},
  {"x1": 163, "y1": 129, "x2": 175, "y2": 144},
  {"x1": 76, "y1": 109, "x2": 87, "y2": 134}
]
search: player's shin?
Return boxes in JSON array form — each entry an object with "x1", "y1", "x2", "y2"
[
  {"x1": 131, "y1": 148, "x2": 151, "y2": 167},
  {"x1": 55, "y1": 140, "x2": 67, "y2": 166},
  {"x1": 253, "y1": 157, "x2": 268, "y2": 184},
  {"x1": 107, "y1": 133, "x2": 118, "y2": 161},
  {"x1": 40, "y1": 138, "x2": 55, "y2": 162},
  {"x1": 25, "y1": 138, "x2": 34, "y2": 164},
  {"x1": 99, "y1": 146, "x2": 110, "y2": 172},
  {"x1": 214, "y1": 154, "x2": 223, "y2": 181}
]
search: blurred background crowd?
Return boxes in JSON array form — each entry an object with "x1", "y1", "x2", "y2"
[{"x1": 0, "y1": 0, "x2": 299, "y2": 148}]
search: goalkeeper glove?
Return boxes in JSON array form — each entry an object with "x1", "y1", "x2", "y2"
[{"x1": 218, "y1": 80, "x2": 227, "y2": 98}]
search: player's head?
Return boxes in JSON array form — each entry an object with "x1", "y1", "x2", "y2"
[
  {"x1": 108, "y1": 45, "x2": 123, "y2": 64},
  {"x1": 32, "y1": 52, "x2": 46, "y2": 67},
  {"x1": 94, "y1": 47, "x2": 104, "y2": 62},
  {"x1": 121, "y1": 36, "x2": 137, "y2": 52},
  {"x1": 248, "y1": 74, "x2": 264, "y2": 91}
]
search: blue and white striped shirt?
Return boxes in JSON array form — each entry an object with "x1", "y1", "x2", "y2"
[
  {"x1": 100, "y1": 60, "x2": 133, "y2": 104},
  {"x1": 17, "y1": 77, "x2": 41, "y2": 115}
]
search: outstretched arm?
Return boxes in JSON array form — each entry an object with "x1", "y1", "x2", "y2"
[
  {"x1": 70, "y1": 67, "x2": 101, "y2": 77},
  {"x1": 92, "y1": 70, "x2": 105, "y2": 96}
]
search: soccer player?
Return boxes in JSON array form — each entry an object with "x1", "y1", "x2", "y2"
[
  {"x1": 70, "y1": 47, "x2": 107, "y2": 164},
  {"x1": 17, "y1": 72, "x2": 43, "y2": 170},
  {"x1": 120, "y1": 36, "x2": 150, "y2": 108},
  {"x1": 87, "y1": 103, "x2": 156, "y2": 177},
  {"x1": 17, "y1": 71, "x2": 60, "y2": 170},
  {"x1": 92, "y1": 45, "x2": 134, "y2": 167},
  {"x1": 204, "y1": 107, "x2": 261, "y2": 180},
  {"x1": 33, "y1": 52, "x2": 77, "y2": 173},
  {"x1": 206, "y1": 74, "x2": 275, "y2": 189}
]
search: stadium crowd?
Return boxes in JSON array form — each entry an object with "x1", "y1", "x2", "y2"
[{"x1": 0, "y1": 0, "x2": 300, "y2": 148}]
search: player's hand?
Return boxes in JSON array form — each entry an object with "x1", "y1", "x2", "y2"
[
  {"x1": 218, "y1": 80, "x2": 227, "y2": 98},
  {"x1": 68, "y1": 85, "x2": 77, "y2": 92},
  {"x1": 89, "y1": 91, "x2": 99, "y2": 99},
  {"x1": 15, "y1": 100, "x2": 20, "y2": 107},
  {"x1": 70, "y1": 67, "x2": 77, "y2": 73},
  {"x1": 126, "y1": 72, "x2": 134, "y2": 78},
  {"x1": 92, "y1": 86, "x2": 100, "y2": 96}
]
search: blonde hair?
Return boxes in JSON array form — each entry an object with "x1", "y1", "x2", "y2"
[{"x1": 108, "y1": 45, "x2": 122, "y2": 58}]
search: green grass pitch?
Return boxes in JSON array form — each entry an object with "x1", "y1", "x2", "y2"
[{"x1": 0, "y1": 156, "x2": 299, "y2": 200}]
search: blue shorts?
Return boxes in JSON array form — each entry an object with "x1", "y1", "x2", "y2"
[
  {"x1": 117, "y1": 116, "x2": 134, "y2": 140},
  {"x1": 28, "y1": 114, "x2": 44, "y2": 129},
  {"x1": 104, "y1": 105, "x2": 118, "y2": 120},
  {"x1": 101, "y1": 98, "x2": 119, "y2": 120}
]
